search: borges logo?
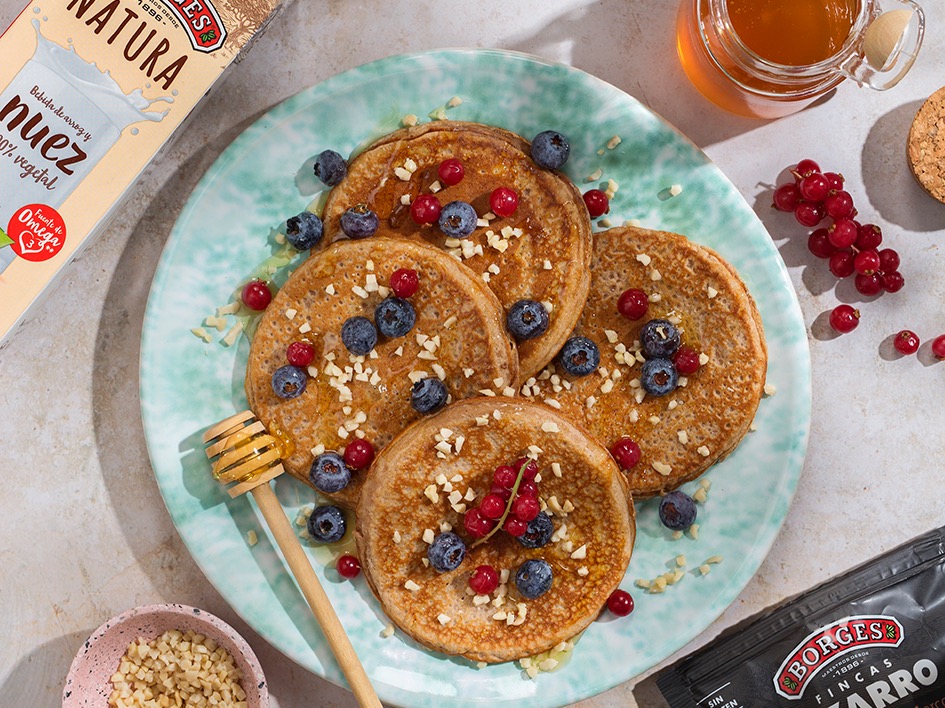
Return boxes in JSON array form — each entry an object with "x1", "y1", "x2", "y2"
[
  {"x1": 162, "y1": 0, "x2": 227, "y2": 52},
  {"x1": 774, "y1": 616, "x2": 904, "y2": 700}
]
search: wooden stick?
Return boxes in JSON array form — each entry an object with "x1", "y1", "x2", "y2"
[{"x1": 251, "y1": 483, "x2": 382, "y2": 708}]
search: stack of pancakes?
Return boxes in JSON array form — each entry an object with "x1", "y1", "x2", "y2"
[{"x1": 244, "y1": 121, "x2": 766, "y2": 663}]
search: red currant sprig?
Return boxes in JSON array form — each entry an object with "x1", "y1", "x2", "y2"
[
  {"x1": 466, "y1": 457, "x2": 540, "y2": 546},
  {"x1": 773, "y1": 161, "x2": 906, "y2": 297}
]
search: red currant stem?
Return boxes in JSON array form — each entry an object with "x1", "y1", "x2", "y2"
[{"x1": 471, "y1": 459, "x2": 529, "y2": 548}]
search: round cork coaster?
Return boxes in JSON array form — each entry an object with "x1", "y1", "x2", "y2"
[{"x1": 908, "y1": 86, "x2": 945, "y2": 203}]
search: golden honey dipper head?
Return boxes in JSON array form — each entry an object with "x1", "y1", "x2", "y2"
[{"x1": 202, "y1": 411, "x2": 287, "y2": 498}]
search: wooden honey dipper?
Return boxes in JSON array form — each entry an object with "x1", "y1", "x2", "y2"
[{"x1": 203, "y1": 410, "x2": 382, "y2": 708}]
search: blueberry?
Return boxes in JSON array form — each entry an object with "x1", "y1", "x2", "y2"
[
  {"x1": 517, "y1": 512, "x2": 554, "y2": 549},
  {"x1": 411, "y1": 377, "x2": 448, "y2": 415},
  {"x1": 438, "y1": 200, "x2": 477, "y2": 239},
  {"x1": 531, "y1": 130, "x2": 570, "y2": 170},
  {"x1": 340, "y1": 204, "x2": 379, "y2": 239},
  {"x1": 515, "y1": 559, "x2": 553, "y2": 599},
  {"x1": 307, "y1": 504, "x2": 346, "y2": 543},
  {"x1": 641, "y1": 357, "x2": 678, "y2": 397},
  {"x1": 341, "y1": 316, "x2": 377, "y2": 356},
  {"x1": 640, "y1": 319, "x2": 681, "y2": 359},
  {"x1": 308, "y1": 452, "x2": 352, "y2": 493},
  {"x1": 428, "y1": 532, "x2": 466, "y2": 572},
  {"x1": 285, "y1": 211, "x2": 323, "y2": 251},
  {"x1": 313, "y1": 149, "x2": 347, "y2": 187},
  {"x1": 271, "y1": 365, "x2": 307, "y2": 399},
  {"x1": 557, "y1": 336, "x2": 600, "y2": 377},
  {"x1": 658, "y1": 490, "x2": 697, "y2": 531},
  {"x1": 374, "y1": 297, "x2": 416, "y2": 339},
  {"x1": 506, "y1": 300, "x2": 550, "y2": 340}
]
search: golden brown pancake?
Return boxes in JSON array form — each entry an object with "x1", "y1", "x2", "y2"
[
  {"x1": 319, "y1": 121, "x2": 592, "y2": 379},
  {"x1": 245, "y1": 238, "x2": 518, "y2": 508},
  {"x1": 524, "y1": 226, "x2": 767, "y2": 498},
  {"x1": 355, "y1": 396, "x2": 635, "y2": 664}
]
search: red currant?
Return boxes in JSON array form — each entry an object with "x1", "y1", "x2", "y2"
[
  {"x1": 490, "y1": 187, "x2": 519, "y2": 217},
  {"x1": 799, "y1": 172, "x2": 829, "y2": 202},
  {"x1": 823, "y1": 190, "x2": 855, "y2": 219},
  {"x1": 479, "y1": 493, "x2": 506, "y2": 520},
  {"x1": 878, "y1": 248, "x2": 900, "y2": 273},
  {"x1": 583, "y1": 189, "x2": 610, "y2": 217},
  {"x1": 827, "y1": 219, "x2": 857, "y2": 249},
  {"x1": 807, "y1": 228, "x2": 836, "y2": 259},
  {"x1": 343, "y1": 438, "x2": 375, "y2": 470},
  {"x1": 241, "y1": 280, "x2": 272, "y2": 311},
  {"x1": 438, "y1": 158, "x2": 464, "y2": 186},
  {"x1": 469, "y1": 565, "x2": 499, "y2": 595},
  {"x1": 503, "y1": 516, "x2": 527, "y2": 537},
  {"x1": 829, "y1": 304, "x2": 860, "y2": 334},
  {"x1": 855, "y1": 272, "x2": 884, "y2": 296},
  {"x1": 514, "y1": 458, "x2": 539, "y2": 481},
  {"x1": 336, "y1": 554, "x2": 361, "y2": 579},
  {"x1": 512, "y1": 495, "x2": 540, "y2": 522},
  {"x1": 617, "y1": 288, "x2": 649, "y2": 320},
  {"x1": 853, "y1": 250, "x2": 880, "y2": 275},
  {"x1": 606, "y1": 589, "x2": 635, "y2": 617},
  {"x1": 823, "y1": 171, "x2": 844, "y2": 191},
  {"x1": 772, "y1": 183, "x2": 799, "y2": 212},
  {"x1": 609, "y1": 437, "x2": 641, "y2": 470},
  {"x1": 286, "y1": 341, "x2": 315, "y2": 367},
  {"x1": 410, "y1": 194, "x2": 441, "y2": 225},
  {"x1": 828, "y1": 250, "x2": 855, "y2": 278},
  {"x1": 894, "y1": 330, "x2": 920, "y2": 355},
  {"x1": 793, "y1": 159, "x2": 821, "y2": 180},
  {"x1": 517, "y1": 479, "x2": 539, "y2": 497},
  {"x1": 489, "y1": 483, "x2": 512, "y2": 501},
  {"x1": 794, "y1": 201, "x2": 824, "y2": 228},
  {"x1": 493, "y1": 465, "x2": 517, "y2": 489},
  {"x1": 855, "y1": 223, "x2": 883, "y2": 251},
  {"x1": 673, "y1": 345, "x2": 701, "y2": 375},
  {"x1": 931, "y1": 334, "x2": 945, "y2": 359},
  {"x1": 390, "y1": 267, "x2": 419, "y2": 298},
  {"x1": 464, "y1": 508, "x2": 495, "y2": 538},
  {"x1": 882, "y1": 271, "x2": 905, "y2": 293}
]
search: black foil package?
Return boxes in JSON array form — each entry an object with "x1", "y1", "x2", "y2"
[{"x1": 658, "y1": 525, "x2": 945, "y2": 708}]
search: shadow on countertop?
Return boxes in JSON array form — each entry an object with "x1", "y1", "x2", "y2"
[
  {"x1": 862, "y1": 100, "x2": 945, "y2": 233},
  {"x1": 508, "y1": 0, "x2": 775, "y2": 150}
]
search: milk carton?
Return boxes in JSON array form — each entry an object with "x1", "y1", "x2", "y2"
[{"x1": 0, "y1": 0, "x2": 286, "y2": 346}]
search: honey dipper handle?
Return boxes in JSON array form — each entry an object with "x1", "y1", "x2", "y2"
[{"x1": 251, "y1": 483, "x2": 382, "y2": 708}]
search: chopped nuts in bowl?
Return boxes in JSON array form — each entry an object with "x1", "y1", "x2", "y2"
[{"x1": 62, "y1": 603, "x2": 268, "y2": 708}]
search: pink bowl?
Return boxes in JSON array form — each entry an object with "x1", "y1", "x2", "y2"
[{"x1": 62, "y1": 603, "x2": 269, "y2": 707}]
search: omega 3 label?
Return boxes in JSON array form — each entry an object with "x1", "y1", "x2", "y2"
[{"x1": 658, "y1": 526, "x2": 945, "y2": 708}]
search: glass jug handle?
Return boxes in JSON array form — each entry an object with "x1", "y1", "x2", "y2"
[{"x1": 840, "y1": 0, "x2": 925, "y2": 90}]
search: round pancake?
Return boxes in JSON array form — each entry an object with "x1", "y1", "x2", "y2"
[
  {"x1": 319, "y1": 121, "x2": 592, "y2": 380},
  {"x1": 355, "y1": 396, "x2": 635, "y2": 664},
  {"x1": 524, "y1": 226, "x2": 767, "y2": 498},
  {"x1": 246, "y1": 238, "x2": 518, "y2": 508}
]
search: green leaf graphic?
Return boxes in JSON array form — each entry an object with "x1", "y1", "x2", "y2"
[
  {"x1": 886, "y1": 624, "x2": 897, "y2": 640},
  {"x1": 0, "y1": 228, "x2": 12, "y2": 248}
]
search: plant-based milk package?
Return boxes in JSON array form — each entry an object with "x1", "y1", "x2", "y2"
[{"x1": 0, "y1": 0, "x2": 285, "y2": 347}]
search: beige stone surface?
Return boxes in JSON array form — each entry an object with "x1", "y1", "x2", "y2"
[{"x1": 2, "y1": 0, "x2": 945, "y2": 706}]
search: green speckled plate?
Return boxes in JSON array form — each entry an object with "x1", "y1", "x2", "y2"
[{"x1": 140, "y1": 49, "x2": 810, "y2": 707}]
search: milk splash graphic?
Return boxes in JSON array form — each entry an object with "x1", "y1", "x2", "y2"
[{"x1": 0, "y1": 12, "x2": 171, "y2": 273}]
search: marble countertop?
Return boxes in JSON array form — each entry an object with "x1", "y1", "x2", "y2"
[{"x1": 2, "y1": 0, "x2": 944, "y2": 706}]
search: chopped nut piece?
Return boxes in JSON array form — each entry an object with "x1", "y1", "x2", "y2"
[
  {"x1": 422, "y1": 528, "x2": 435, "y2": 544},
  {"x1": 437, "y1": 613, "x2": 452, "y2": 625},
  {"x1": 405, "y1": 579, "x2": 421, "y2": 592}
]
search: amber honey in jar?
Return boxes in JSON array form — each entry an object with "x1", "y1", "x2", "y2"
[{"x1": 676, "y1": 0, "x2": 926, "y2": 119}]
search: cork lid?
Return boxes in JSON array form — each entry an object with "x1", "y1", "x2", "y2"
[{"x1": 907, "y1": 86, "x2": 945, "y2": 203}]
